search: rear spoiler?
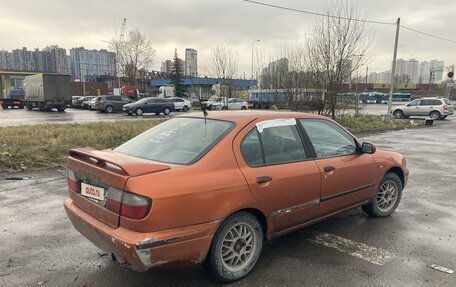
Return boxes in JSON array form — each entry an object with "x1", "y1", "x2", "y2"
[{"x1": 69, "y1": 148, "x2": 171, "y2": 176}]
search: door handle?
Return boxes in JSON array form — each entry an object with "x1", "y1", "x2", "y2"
[
  {"x1": 256, "y1": 176, "x2": 272, "y2": 184},
  {"x1": 324, "y1": 166, "x2": 336, "y2": 173}
]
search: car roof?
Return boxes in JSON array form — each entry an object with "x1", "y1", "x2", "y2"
[{"x1": 177, "y1": 110, "x2": 328, "y2": 126}]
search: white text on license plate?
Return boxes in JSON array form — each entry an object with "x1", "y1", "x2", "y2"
[{"x1": 81, "y1": 182, "x2": 105, "y2": 201}]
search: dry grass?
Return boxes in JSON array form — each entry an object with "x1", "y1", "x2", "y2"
[
  {"x1": 0, "y1": 120, "x2": 162, "y2": 173},
  {"x1": 0, "y1": 116, "x2": 422, "y2": 173}
]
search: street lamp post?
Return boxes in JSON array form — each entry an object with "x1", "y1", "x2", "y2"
[{"x1": 251, "y1": 40, "x2": 260, "y2": 89}]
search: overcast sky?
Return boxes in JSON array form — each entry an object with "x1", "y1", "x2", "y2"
[{"x1": 1, "y1": 0, "x2": 456, "y2": 77}]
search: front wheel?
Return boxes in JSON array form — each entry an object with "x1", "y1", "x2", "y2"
[
  {"x1": 163, "y1": 107, "x2": 171, "y2": 115},
  {"x1": 135, "y1": 108, "x2": 143, "y2": 116},
  {"x1": 393, "y1": 110, "x2": 404, "y2": 119},
  {"x1": 362, "y1": 173, "x2": 402, "y2": 217},
  {"x1": 206, "y1": 212, "x2": 263, "y2": 283}
]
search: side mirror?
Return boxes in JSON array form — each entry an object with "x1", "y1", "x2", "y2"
[{"x1": 362, "y1": 142, "x2": 376, "y2": 154}]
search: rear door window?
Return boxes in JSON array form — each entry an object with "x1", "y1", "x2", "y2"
[
  {"x1": 420, "y1": 100, "x2": 433, "y2": 106},
  {"x1": 432, "y1": 100, "x2": 442, "y2": 105},
  {"x1": 240, "y1": 124, "x2": 307, "y2": 166}
]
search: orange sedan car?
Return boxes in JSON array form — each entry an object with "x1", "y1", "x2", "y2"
[{"x1": 64, "y1": 111, "x2": 408, "y2": 282}]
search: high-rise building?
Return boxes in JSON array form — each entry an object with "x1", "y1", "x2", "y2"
[
  {"x1": 33, "y1": 48, "x2": 54, "y2": 72},
  {"x1": 12, "y1": 47, "x2": 35, "y2": 71},
  {"x1": 44, "y1": 45, "x2": 69, "y2": 74},
  {"x1": 0, "y1": 50, "x2": 13, "y2": 70},
  {"x1": 70, "y1": 47, "x2": 116, "y2": 81},
  {"x1": 161, "y1": 58, "x2": 184, "y2": 76},
  {"x1": 184, "y1": 48, "x2": 197, "y2": 77},
  {"x1": 394, "y1": 58, "x2": 419, "y2": 83}
]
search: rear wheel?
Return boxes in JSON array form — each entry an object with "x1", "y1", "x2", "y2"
[
  {"x1": 430, "y1": 110, "x2": 441, "y2": 120},
  {"x1": 1, "y1": 104, "x2": 7, "y2": 109},
  {"x1": 135, "y1": 108, "x2": 143, "y2": 116},
  {"x1": 206, "y1": 212, "x2": 263, "y2": 283},
  {"x1": 106, "y1": 105, "x2": 114, "y2": 113},
  {"x1": 362, "y1": 173, "x2": 402, "y2": 217},
  {"x1": 222, "y1": 106, "x2": 228, "y2": 110},
  {"x1": 163, "y1": 107, "x2": 171, "y2": 115},
  {"x1": 57, "y1": 106, "x2": 66, "y2": 112},
  {"x1": 393, "y1": 110, "x2": 404, "y2": 119},
  {"x1": 241, "y1": 106, "x2": 247, "y2": 110},
  {"x1": 183, "y1": 105, "x2": 189, "y2": 112}
]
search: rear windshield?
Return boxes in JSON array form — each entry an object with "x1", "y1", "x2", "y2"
[
  {"x1": 443, "y1": 98, "x2": 452, "y2": 105},
  {"x1": 115, "y1": 118, "x2": 235, "y2": 165}
]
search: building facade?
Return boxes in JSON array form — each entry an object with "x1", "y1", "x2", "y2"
[
  {"x1": 70, "y1": 47, "x2": 116, "y2": 81},
  {"x1": 184, "y1": 48, "x2": 197, "y2": 77}
]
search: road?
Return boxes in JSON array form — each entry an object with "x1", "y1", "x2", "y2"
[
  {"x1": 0, "y1": 104, "x2": 394, "y2": 127},
  {"x1": 0, "y1": 108, "x2": 188, "y2": 127},
  {"x1": 1, "y1": 119, "x2": 455, "y2": 287}
]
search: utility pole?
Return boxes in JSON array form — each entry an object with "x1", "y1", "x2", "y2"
[
  {"x1": 251, "y1": 40, "x2": 260, "y2": 89},
  {"x1": 388, "y1": 18, "x2": 401, "y2": 116}
]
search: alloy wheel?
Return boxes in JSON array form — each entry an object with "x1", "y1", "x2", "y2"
[
  {"x1": 220, "y1": 223, "x2": 256, "y2": 273},
  {"x1": 376, "y1": 180, "x2": 398, "y2": 212}
]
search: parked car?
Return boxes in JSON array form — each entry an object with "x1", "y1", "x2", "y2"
[
  {"x1": 226, "y1": 98, "x2": 248, "y2": 110},
  {"x1": 169, "y1": 97, "x2": 192, "y2": 112},
  {"x1": 201, "y1": 96, "x2": 227, "y2": 110},
  {"x1": 71, "y1": 96, "x2": 82, "y2": 108},
  {"x1": 74, "y1": 96, "x2": 96, "y2": 109},
  {"x1": 83, "y1": 98, "x2": 97, "y2": 110},
  {"x1": 392, "y1": 97, "x2": 454, "y2": 120},
  {"x1": 94, "y1": 95, "x2": 133, "y2": 113},
  {"x1": 64, "y1": 111, "x2": 408, "y2": 282},
  {"x1": 122, "y1": 97, "x2": 175, "y2": 115}
]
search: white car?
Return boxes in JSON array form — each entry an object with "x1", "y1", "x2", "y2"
[
  {"x1": 226, "y1": 98, "x2": 248, "y2": 110},
  {"x1": 169, "y1": 97, "x2": 192, "y2": 112}
]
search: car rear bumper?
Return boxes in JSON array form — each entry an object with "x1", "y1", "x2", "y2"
[{"x1": 64, "y1": 197, "x2": 219, "y2": 271}]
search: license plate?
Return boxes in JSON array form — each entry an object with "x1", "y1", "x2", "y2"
[{"x1": 81, "y1": 182, "x2": 105, "y2": 201}]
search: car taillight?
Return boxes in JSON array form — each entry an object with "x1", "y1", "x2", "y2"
[
  {"x1": 67, "y1": 169, "x2": 80, "y2": 192},
  {"x1": 0, "y1": 100, "x2": 3, "y2": 105},
  {"x1": 13, "y1": 101, "x2": 21, "y2": 105},
  {"x1": 120, "y1": 192, "x2": 151, "y2": 219},
  {"x1": 443, "y1": 105, "x2": 448, "y2": 110},
  {"x1": 104, "y1": 188, "x2": 151, "y2": 219},
  {"x1": 105, "y1": 187, "x2": 123, "y2": 214}
]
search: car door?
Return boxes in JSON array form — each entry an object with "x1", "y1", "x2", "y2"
[
  {"x1": 403, "y1": 99, "x2": 421, "y2": 116},
  {"x1": 173, "y1": 98, "x2": 184, "y2": 110},
  {"x1": 298, "y1": 119, "x2": 377, "y2": 217},
  {"x1": 234, "y1": 119, "x2": 321, "y2": 232},
  {"x1": 146, "y1": 98, "x2": 156, "y2": 113}
]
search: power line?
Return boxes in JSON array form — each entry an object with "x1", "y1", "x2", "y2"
[
  {"x1": 243, "y1": 0, "x2": 395, "y2": 25},
  {"x1": 244, "y1": 0, "x2": 456, "y2": 45},
  {"x1": 400, "y1": 25, "x2": 456, "y2": 44}
]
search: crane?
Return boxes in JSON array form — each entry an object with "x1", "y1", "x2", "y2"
[{"x1": 119, "y1": 18, "x2": 127, "y2": 44}]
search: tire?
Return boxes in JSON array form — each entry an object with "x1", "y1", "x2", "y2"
[
  {"x1": 57, "y1": 106, "x2": 66, "y2": 112},
  {"x1": 241, "y1": 106, "x2": 247, "y2": 110},
  {"x1": 163, "y1": 107, "x2": 171, "y2": 115},
  {"x1": 1, "y1": 104, "x2": 7, "y2": 109},
  {"x1": 106, "y1": 106, "x2": 114, "y2": 113},
  {"x1": 430, "y1": 111, "x2": 441, "y2": 120},
  {"x1": 208, "y1": 105, "x2": 213, "y2": 111},
  {"x1": 253, "y1": 103, "x2": 260, "y2": 109},
  {"x1": 26, "y1": 102, "x2": 32, "y2": 110},
  {"x1": 135, "y1": 108, "x2": 143, "y2": 116},
  {"x1": 441, "y1": 115, "x2": 448, "y2": 119},
  {"x1": 206, "y1": 212, "x2": 263, "y2": 283},
  {"x1": 222, "y1": 106, "x2": 228, "y2": 110},
  {"x1": 393, "y1": 110, "x2": 404, "y2": 119},
  {"x1": 182, "y1": 105, "x2": 189, "y2": 112},
  {"x1": 362, "y1": 173, "x2": 402, "y2": 218}
]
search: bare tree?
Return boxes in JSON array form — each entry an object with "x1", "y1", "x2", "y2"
[
  {"x1": 208, "y1": 45, "x2": 239, "y2": 80},
  {"x1": 109, "y1": 28, "x2": 156, "y2": 86},
  {"x1": 305, "y1": 0, "x2": 373, "y2": 117}
]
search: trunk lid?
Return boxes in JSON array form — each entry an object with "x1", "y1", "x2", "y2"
[{"x1": 67, "y1": 148, "x2": 171, "y2": 228}]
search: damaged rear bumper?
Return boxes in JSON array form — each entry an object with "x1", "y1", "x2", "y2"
[{"x1": 64, "y1": 197, "x2": 219, "y2": 271}]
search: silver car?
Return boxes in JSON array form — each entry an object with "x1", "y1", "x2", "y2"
[{"x1": 392, "y1": 97, "x2": 454, "y2": 120}]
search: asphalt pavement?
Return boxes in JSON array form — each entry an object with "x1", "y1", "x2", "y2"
[
  {"x1": 0, "y1": 104, "x2": 392, "y2": 127},
  {"x1": 0, "y1": 117, "x2": 455, "y2": 287}
]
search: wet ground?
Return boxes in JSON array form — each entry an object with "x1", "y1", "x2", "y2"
[
  {"x1": 0, "y1": 117, "x2": 455, "y2": 287},
  {"x1": 0, "y1": 104, "x2": 394, "y2": 127}
]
